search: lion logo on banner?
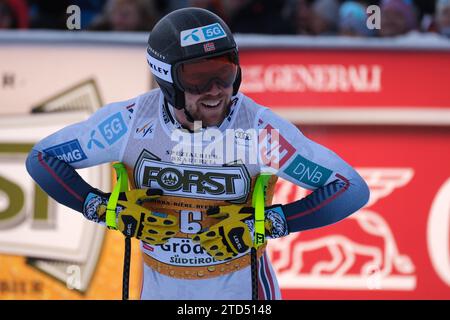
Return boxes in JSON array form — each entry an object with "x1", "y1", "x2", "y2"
[{"x1": 267, "y1": 168, "x2": 416, "y2": 290}]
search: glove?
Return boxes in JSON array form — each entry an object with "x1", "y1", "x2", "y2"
[
  {"x1": 192, "y1": 204, "x2": 289, "y2": 261},
  {"x1": 83, "y1": 188, "x2": 178, "y2": 245},
  {"x1": 192, "y1": 205, "x2": 252, "y2": 261}
]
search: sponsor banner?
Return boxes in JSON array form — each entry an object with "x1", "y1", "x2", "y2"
[
  {"x1": 239, "y1": 50, "x2": 450, "y2": 108},
  {"x1": 0, "y1": 113, "x2": 143, "y2": 299},
  {"x1": 0, "y1": 45, "x2": 148, "y2": 115},
  {"x1": 0, "y1": 113, "x2": 104, "y2": 263},
  {"x1": 268, "y1": 125, "x2": 450, "y2": 299},
  {"x1": 1, "y1": 37, "x2": 449, "y2": 114}
]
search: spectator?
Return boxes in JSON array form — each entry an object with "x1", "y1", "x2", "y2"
[
  {"x1": 0, "y1": 0, "x2": 28, "y2": 29},
  {"x1": 188, "y1": 0, "x2": 227, "y2": 18},
  {"x1": 160, "y1": 0, "x2": 224, "y2": 16},
  {"x1": 309, "y1": 0, "x2": 340, "y2": 35},
  {"x1": 379, "y1": 0, "x2": 418, "y2": 37},
  {"x1": 225, "y1": 0, "x2": 295, "y2": 34},
  {"x1": 73, "y1": 0, "x2": 108, "y2": 29},
  {"x1": 291, "y1": 0, "x2": 314, "y2": 35},
  {"x1": 221, "y1": 0, "x2": 251, "y2": 24},
  {"x1": 89, "y1": 0, "x2": 159, "y2": 31},
  {"x1": 435, "y1": 0, "x2": 450, "y2": 37},
  {"x1": 339, "y1": 1, "x2": 376, "y2": 37},
  {"x1": 28, "y1": 0, "x2": 71, "y2": 29}
]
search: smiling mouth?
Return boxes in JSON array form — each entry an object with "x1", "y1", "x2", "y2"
[{"x1": 200, "y1": 99, "x2": 222, "y2": 109}]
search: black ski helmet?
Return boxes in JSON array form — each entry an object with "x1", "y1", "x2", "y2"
[{"x1": 146, "y1": 7, "x2": 241, "y2": 109}]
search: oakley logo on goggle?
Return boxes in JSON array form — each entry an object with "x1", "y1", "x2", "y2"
[{"x1": 180, "y1": 23, "x2": 226, "y2": 47}]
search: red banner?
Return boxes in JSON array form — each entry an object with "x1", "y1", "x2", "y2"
[
  {"x1": 239, "y1": 49, "x2": 450, "y2": 299},
  {"x1": 240, "y1": 50, "x2": 450, "y2": 108},
  {"x1": 269, "y1": 125, "x2": 450, "y2": 299}
]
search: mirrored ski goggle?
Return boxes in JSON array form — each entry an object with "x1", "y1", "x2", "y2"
[{"x1": 175, "y1": 53, "x2": 238, "y2": 94}]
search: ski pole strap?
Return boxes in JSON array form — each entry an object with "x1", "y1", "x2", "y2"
[
  {"x1": 252, "y1": 173, "x2": 271, "y2": 249},
  {"x1": 106, "y1": 162, "x2": 129, "y2": 230}
]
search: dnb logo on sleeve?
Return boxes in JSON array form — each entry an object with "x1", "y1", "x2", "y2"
[
  {"x1": 98, "y1": 112, "x2": 127, "y2": 145},
  {"x1": 284, "y1": 154, "x2": 333, "y2": 187},
  {"x1": 43, "y1": 139, "x2": 87, "y2": 163},
  {"x1": 180, "y1": 23, "x2": 226, "y2": 47}
]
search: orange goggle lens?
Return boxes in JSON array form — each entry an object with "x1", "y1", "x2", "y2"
[{"x1": 176, "y1": 55, "x2": 238, "y2": 94}]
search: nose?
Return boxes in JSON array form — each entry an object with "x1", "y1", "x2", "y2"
[{"x1": 203, "y1": 80, "x2": 225, "y2": 96}]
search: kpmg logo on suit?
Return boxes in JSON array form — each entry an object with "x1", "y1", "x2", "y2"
[{"x1": 43, "y1": 139, "x2": 87, "y2": 163}]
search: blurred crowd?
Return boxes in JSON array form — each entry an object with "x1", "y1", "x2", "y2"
[{"x1": 0, "y1": 0, "x2": 450, "y2": 38}]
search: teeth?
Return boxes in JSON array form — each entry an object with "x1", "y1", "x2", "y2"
[{"x1": 202, "y1": 100, "x2": 220, "y2": 107}]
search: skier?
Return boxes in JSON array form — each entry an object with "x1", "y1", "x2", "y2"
[{"x1": 26, "y1": 7, "x2": 369, "y2": 300}]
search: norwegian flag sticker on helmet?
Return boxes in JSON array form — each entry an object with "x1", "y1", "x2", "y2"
[{"x1": 203, "y1": 42, "x2": 216, "y2": 52}]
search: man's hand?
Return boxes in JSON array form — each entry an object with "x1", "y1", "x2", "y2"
[
  {"x1": 116, "y1": 189, "x2": 178, "y2": 245},
  {"x1": 192, "y1": 204, "x2": 289, "y2": 261},
  {"x1": 192, "y1": 206, "x2": 253, "y2": 261},
  {"x1": 83, "y1": 188, "x2": 178, "y2": 245}
]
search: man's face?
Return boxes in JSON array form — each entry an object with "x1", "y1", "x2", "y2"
[
  {"x1": 184, "y1": 84, "x2": 234, "y2": 127},
  {"x1": 177, "y1": 53, "x2": 238, "y2": 127}
]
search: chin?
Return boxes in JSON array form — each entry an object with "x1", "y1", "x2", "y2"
[{"x1": 197, "y1": 101, "x2": 227, "y2": 122}]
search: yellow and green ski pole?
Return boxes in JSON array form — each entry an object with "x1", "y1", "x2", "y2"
[
  {"x1": 250, "y1": 173, "x2": 271, "y2": 300},
  {"x1": 106, "y1": 162, "x2": 130, "y2": 300}
]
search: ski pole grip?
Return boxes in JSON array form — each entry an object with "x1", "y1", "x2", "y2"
[
  {"x1": 252, "y1": 173, "x2": 271, "y2": 248},
  {"x1": 106, "y1": 163, "x2": 129, "y2": 230}
]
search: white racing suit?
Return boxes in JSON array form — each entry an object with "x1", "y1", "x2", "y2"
[{"x1": 26, "y1": 89, "x2": 369, "y2": 300}]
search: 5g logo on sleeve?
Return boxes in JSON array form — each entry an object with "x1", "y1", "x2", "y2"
[{"x1": 98, "y1": 112, "x2": 127, "y2": 145}]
